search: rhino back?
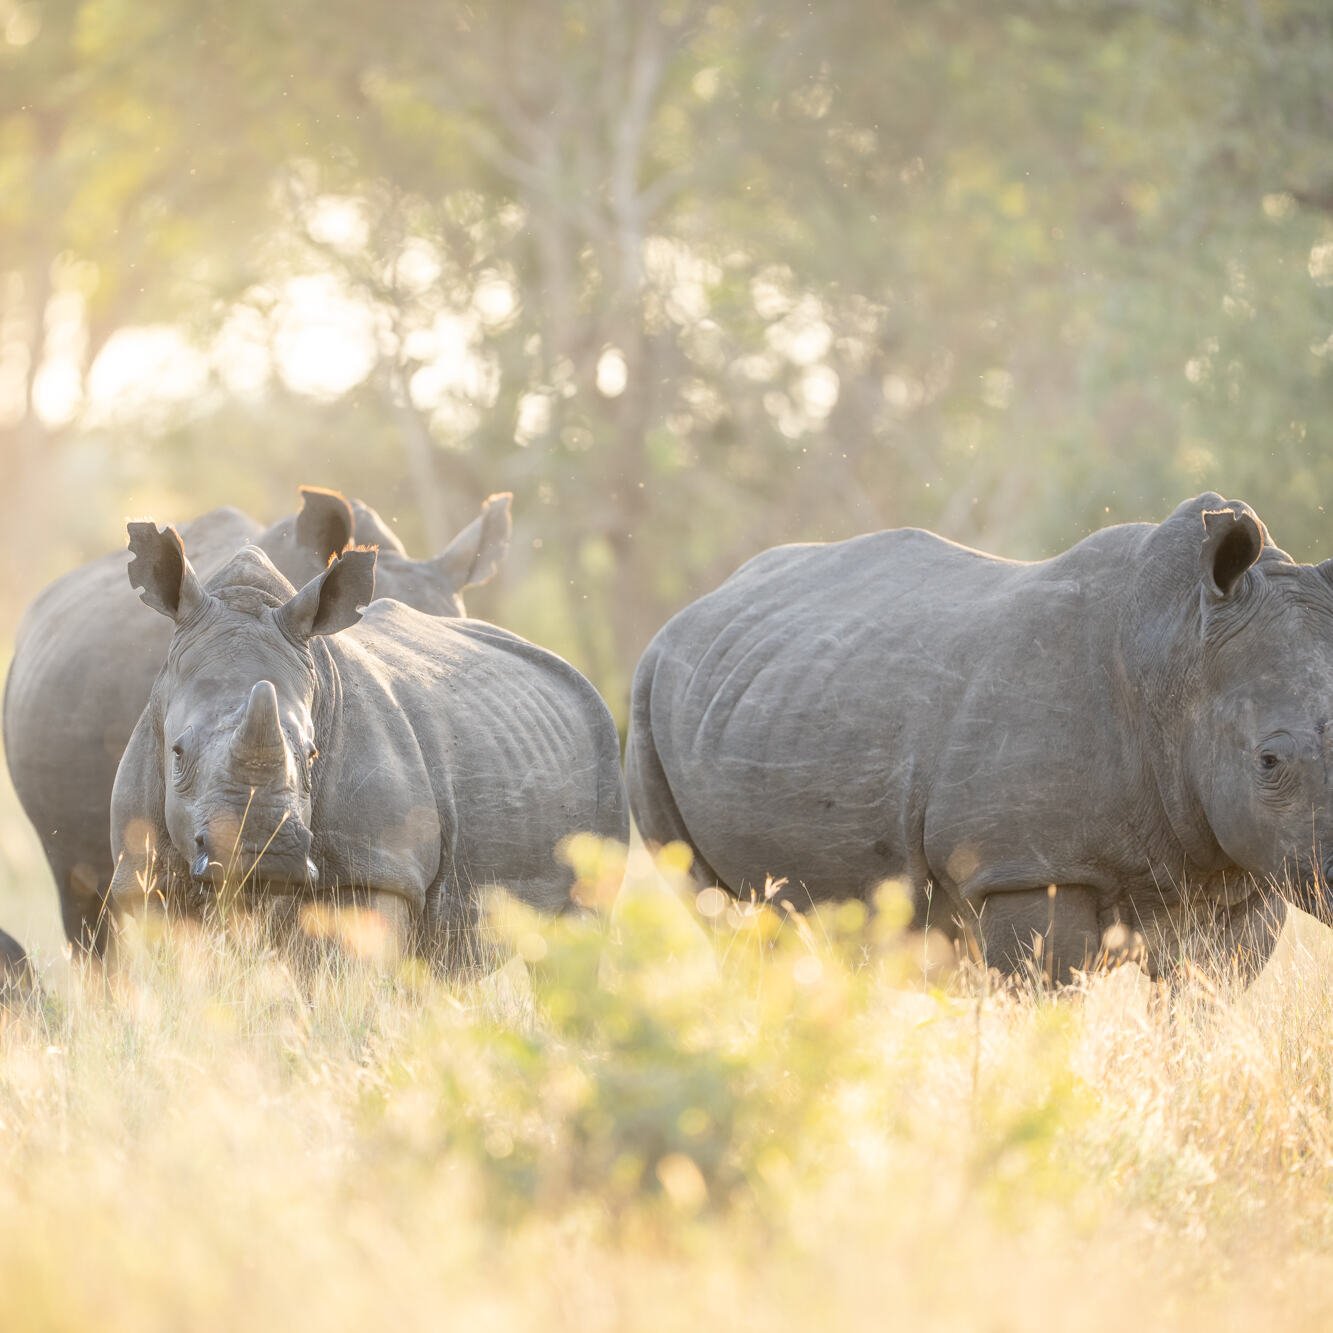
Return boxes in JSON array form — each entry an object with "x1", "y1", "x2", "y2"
[
  {"x1": 638, "y1": 523, "x2": 1157, "y2": 908},
  {"x1": 317, "y1": 603, "x2": 625, "y2": 915},
  {"x1": 3, "y1": 507, "x2": 259, "y2": 932}
]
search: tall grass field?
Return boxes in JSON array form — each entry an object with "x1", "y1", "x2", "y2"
[{"x1": 2, "y1": 828, "x2": 1333, "y2": 1332}]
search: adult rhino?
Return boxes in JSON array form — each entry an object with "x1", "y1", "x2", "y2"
[
  {"x1": 3, "y1": 487, "x2": 512, "y2": 952},
  {"x1": 627, "y1": 494, "x2": 1333, "y2": 981},
  {"x1": 106, "y1": 528, "x2": 626, "y2": 955}
]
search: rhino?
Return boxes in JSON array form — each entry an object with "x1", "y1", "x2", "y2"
[
  {"x1": 3, "y1": 487, "x2": 512, "y2": 952},
  {"x1": 627, "y1": 493, "x2": 1333, "y2": 981},
  {"x1": 0, "y1": 927, "x2": 32, "y2": 1001},
  {"x1": 106, "y1": 527, "x2": 626, "y2": 953}
]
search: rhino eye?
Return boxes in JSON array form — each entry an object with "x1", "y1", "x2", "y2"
[
  {"x1": 1256, "y1": 734, "x2": 1296, "y2": 775},
  {"x1": 169, "y1": 732, "x2": 197, "y2": 787}
]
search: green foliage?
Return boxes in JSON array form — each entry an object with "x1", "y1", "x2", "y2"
[{"x1": 363, "y1": 890, "x2": 879, "y2": 1222}]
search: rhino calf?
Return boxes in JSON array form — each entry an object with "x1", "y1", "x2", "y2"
[
  {"x1": 107, "y1": 526, "x2": 626, "y2": 956},
  {"x1": 4, "y1": 486, "x2": 512, "y2": 953},
  {"x1": 627, "y1": 493, "x2": 1333, "y2": 981}
]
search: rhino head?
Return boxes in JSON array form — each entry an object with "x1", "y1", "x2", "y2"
[
  {"x1": 256, "y1": 486, "x2": 513, "y2": 616},
  {"x1": 1137, "y1": 496, "x2": 1333, "y2": 910},
  {"x1": 125, "y1": 522, "x2": 376, "y2": 893}
]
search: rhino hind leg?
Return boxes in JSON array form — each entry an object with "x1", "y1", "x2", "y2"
[
  {"x1": 977, "y1": 885, "x2": 1102, "y2": 985},
  {"x1": 624, "y1": 721, "x2": 727, "y2": 893}
]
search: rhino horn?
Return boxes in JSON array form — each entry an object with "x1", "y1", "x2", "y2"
[{"x1": 232, "y1": 680, "x2": 286, "y2": 767}]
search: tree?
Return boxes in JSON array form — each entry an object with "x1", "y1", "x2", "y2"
[{"x1": 3, "y1": 0, "x2": 1330, "y2": 714}]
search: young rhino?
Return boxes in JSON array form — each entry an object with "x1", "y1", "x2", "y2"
[{"x1": 107, "y1": 526, "x2": 626, "y2": 953}]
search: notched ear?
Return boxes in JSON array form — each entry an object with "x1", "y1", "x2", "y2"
[
  {"x1": 126, "y1": 522, "x2": 208, "y2": 622},
  {"x1": 431, "y1": 492, "x2": 514, "y2": 591},
  {"x1": 276, "y1": 546, "x2": 377, "y2": 643},
  {"x1": 295, "y1": 486, "x2": 355, "y2": 567},
  {"x1": 1201, "y1": 507, "x2": 1265, "y2": 599}
]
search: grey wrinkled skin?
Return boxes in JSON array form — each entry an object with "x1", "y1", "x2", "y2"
[
  {"x1": 107, "y1": 532, "x2": 626, "y2": 954},
  {"x1": 627, "y1": 493, "x2": 1333, "y2": 981},
  {"x1": 3, "y1": 487, "x2": 513, "y2": 952}
]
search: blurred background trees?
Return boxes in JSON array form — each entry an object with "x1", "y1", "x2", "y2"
[{"x1": 2, "y1": 0, "x2": 1331, "y2": 708}]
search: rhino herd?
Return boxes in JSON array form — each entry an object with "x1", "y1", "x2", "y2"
[{"x1": 4, "y1": 488, "x2": 1332, "y2": 987}]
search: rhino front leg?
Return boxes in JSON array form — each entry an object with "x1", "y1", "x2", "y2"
[
  {"x1": 363, "y1": 890, "x2": 416, "y2": 963},
  {"x1": 313, "y1": 889, "x2": 417, "y2": 966},
  {"x1": 977, "y1": 885, "x2": 1101, "y2": 984}
]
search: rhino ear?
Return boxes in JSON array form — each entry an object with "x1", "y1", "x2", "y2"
[
  {"x1": 276, "y1": 546, "x2": 377, "y2": 643},
  {"x1": 126, "y1": 522, "x2": 209, "y2": 623},
  {"x1": 1201, "y1": 507, "x2": 1265, "y2": 599},
  {"x1": 295, "y1": 486, "x2": 354, "y2": 567},
  {"x1": 429, "y1": 492, "x2": 513, "y2": 592}
]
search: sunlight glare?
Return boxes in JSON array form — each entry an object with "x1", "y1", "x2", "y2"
[
  {"x1": 85, "y1": 326, "x2": 210, "y2": 424},
  {"x1": 273, "y1": 274, "x2": 379, "y2": 399}
]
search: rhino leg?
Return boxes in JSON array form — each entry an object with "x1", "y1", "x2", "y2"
[
  {"x1": 361, "y1": 890, "x2": 416, "y2": 964},
  {"x1": 977, "y1": 885, "x2": 1101, "y2": 985},
  {"x1": 0, "y1": 929, "x2": 34, "y2": 1005},
  {"x1": 1142, "y1": 889, "x2": 1286, "y2": 983},
  {"x1": 624, "y1": 714, "x2": 727, "y2": 892},
  {"x1": 311, "y1": 889, "x2": 418, "y2": 967},
  {"x1": 54, "y1": 857, "x2": 112, "y2": 956}
]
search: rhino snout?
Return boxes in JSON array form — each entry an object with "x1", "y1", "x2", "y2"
[{"x1": 189, "y1": 824, "x2": 317, "y2": 890}]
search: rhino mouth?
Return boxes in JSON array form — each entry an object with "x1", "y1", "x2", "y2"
[
  {"x1": 190, "y1": 816, "x2": 317, "y2": 891},
  {"x1": 191, "y1": 850, "x2": 319, "y2": 891}
]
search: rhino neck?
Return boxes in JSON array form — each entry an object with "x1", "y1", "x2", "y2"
[
  {"x1": 1117, "y1": 530, "x2": 1234, "y2": 884},
  {"x1": 305, "y1": 638, "x2": 345, "y2": 817}
]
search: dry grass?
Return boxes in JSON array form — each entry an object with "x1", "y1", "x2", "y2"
[{"x1": 0, "y1": 839, "x2": 1330, "y2": 1331}]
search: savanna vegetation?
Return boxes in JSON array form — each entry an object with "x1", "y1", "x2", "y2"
[
  {"x1": 3, "y1": 2, "x2": 1333, "y2": 1328},
  {"x1": 4, "y1": 847, "x2": 1333, "y2": 1331}
]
